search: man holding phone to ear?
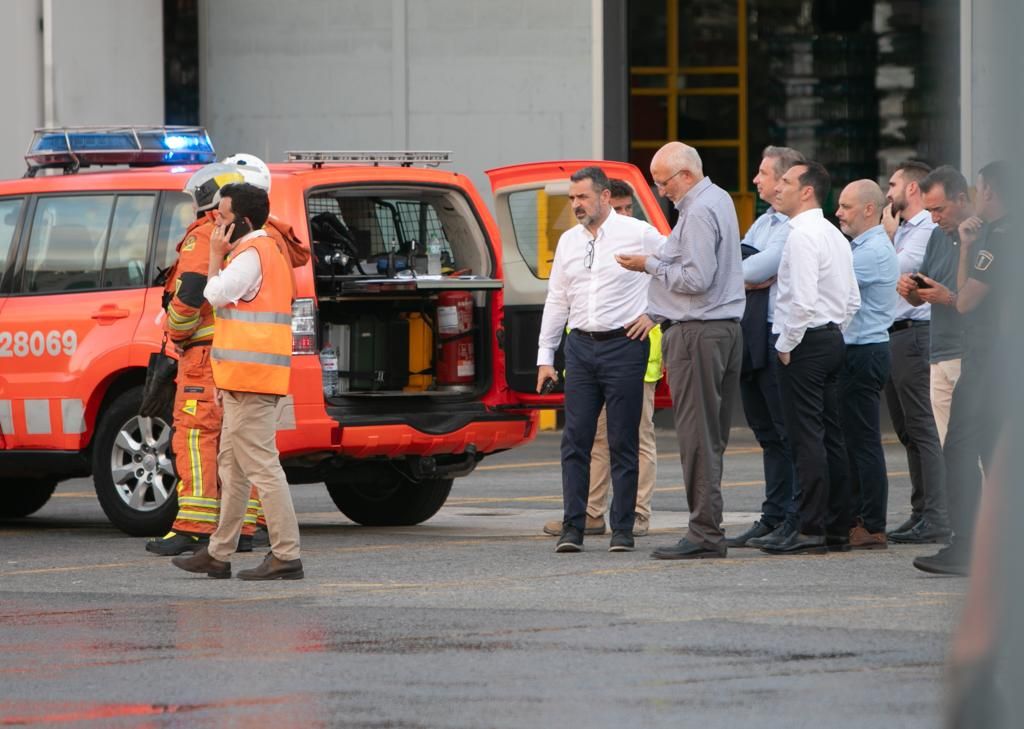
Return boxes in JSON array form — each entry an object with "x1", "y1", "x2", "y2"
[{"x1": 173, "y1": 182, "x2": 303, "y2": 580}]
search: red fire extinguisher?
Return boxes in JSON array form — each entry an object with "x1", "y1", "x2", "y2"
[{"x1": 436, "y1": 291, "x2": 474, "y2": 388}]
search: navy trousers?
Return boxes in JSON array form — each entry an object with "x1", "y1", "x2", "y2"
[{"x1": 561, "y1": 331, "x2": 648, "y2": 532}]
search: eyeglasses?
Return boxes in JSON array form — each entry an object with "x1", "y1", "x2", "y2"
[
  {"x1": 654, "y1": 168, "x2": 684, "y2": 190},
  {"x1": 584, "y1": 238, "x2": 595, "y2": 270}
]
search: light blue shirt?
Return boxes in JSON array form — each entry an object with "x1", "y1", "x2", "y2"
[
  {"x1": 741, "y1": 209, "x2": 789, "y2": 322},
  {"x1": 844, "y1": 225, "x2": 899, "y2": 345},
  {"x1": 892, "y1": 209, "x2": 935, "y2": 322}
]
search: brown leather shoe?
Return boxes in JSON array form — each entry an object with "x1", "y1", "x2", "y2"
[
  {"x1": 171, "y1": 546, "x2": 231, "y2": 579},
  {"x1": 849, "y1": 525, "x2": 887, "y2": 550},
  {"x1": 237, "y1": 552, "x2": 304, "y2": 581},
  {"x1": 633, "y1": 515, "x2": 650, "y2": 537},
  {"x1": 543, "y1": 515, "x2": 606, "y2": 536}
]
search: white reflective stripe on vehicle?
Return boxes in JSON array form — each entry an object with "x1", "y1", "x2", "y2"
[
  {"x1": 61, "y1": 399, "x2": 86, "y2": 434},
  {"x1": 0, "y1": 400, "x2": 12, "y2": 434},
  {"x1": 215, "y1": 309, "x2": 292, "y2": 325},
  {"x1": 274, "y1": 394, "x2": 296, "y2": 431},
  {"x1": 24, "y1": 400, "x2": 51, "y2": 435}
]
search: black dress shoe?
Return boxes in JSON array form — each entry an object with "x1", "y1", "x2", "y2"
[
  {"x1": 608, "y1": 530, "x2": 635, "y2": 553},
  {"x1": 760, "y1": 532, "x2": 827, "y2": 555},
  {"x1": 826, "y1": 533, "x2": 851, "y2": 552},
  {"x1": 555, "y1": 524, "x2": 584, "y2": 553},
  {"x1": 889, "y1": 519, "x2": 952, "y2": 545},
  {"x1": 171, "y1": 546, "x2": 231, "y2": 578},
  {"x1": 747, "y1": 521, "x2": 794, "y2": 549},
  {"x1": 725, "y1": 520, "x2": 776, "y2": 548},
  {"x1": 913, "y1": 543, "x2": 970, "y2": 576},
  {"x1": 887, "y1": 515, "x2": 921, "y2": 538},
  {"x1": 651, "y1": 538, "x2": 726, "y2": 560}
]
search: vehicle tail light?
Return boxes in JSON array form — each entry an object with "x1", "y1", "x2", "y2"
[{"x1": 292, "y1": 298, "x2": 317, "y2": 355}]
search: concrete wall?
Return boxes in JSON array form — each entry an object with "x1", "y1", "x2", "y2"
[
  {"x1": 0, "y1": 0, "x2": 164, "y2": 180},
  {"x1": 199, "y1": 0, "x2": 596, "y2": 201}
]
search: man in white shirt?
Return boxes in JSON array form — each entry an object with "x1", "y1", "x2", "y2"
[
  {"x1": 881, "y1": 161, "x2": 951, "y2": 545},
  {"x1": 759, "y1": 161, "x2": 860, "y2": 555},
  {"x1": 537, "y1": 167, "x2": 663, "y2": 554}
]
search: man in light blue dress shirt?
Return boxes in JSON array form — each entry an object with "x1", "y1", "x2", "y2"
[
  {"x1": 834, "y1": 180, "x2": 900, "y2": 549},
  {"x1": 727, "y1": 146, "x2": 804, "y2": 549}
]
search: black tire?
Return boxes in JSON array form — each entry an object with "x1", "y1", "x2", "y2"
[
  {"x1": 92, "y1": 385, "x2": 178, "y2": 536},
  {"x1": 325, "y1": 472, "x2": 453, "y2": 526},
  {"x1": 0, "y1": 479, "x2": 58, "y2": 518}
]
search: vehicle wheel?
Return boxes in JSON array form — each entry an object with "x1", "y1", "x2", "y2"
[
  {"x1": 0, "y1": 479, "x2": 58, "y2": 518},
  {"x1": 92, "y1": 385, "x2": 178, "y2": 536},
  {"x1": 325, "y1": 472, "x2": 453, "y2": 526}
]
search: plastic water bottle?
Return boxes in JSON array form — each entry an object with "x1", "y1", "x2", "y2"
[
  {"x1": 427, "y1": 235, "x2": 442, "y2": 275},
  {"x1": 320, "y1": 343, "x2": 339, "y2": 396}
]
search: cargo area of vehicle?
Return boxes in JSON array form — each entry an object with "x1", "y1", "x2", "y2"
[{"x1": 305, "y1": 185, "x2": 500, "y2": 401}]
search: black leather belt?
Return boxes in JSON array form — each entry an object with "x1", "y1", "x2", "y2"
[
  {"x1": 572, "y1": 328, "x2": 627, "y2": 341},
  {"x1": 806, "y1": 322, "x2": 839, "y2": 333},
  {"x1": 888, "y1": 319, "x2": 928, "y2": 333}
]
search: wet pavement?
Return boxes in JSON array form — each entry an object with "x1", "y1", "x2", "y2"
[{"x1": 0, "y1": 430, "x2": 962, "y2": 728}]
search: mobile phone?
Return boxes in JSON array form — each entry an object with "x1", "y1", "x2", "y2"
[
  {"x1": 228, "y1": 218, "x2": 253, "y2": 242},
  {"x1": 910, "y1": 273, "x2": 931, "y2": 289},
  {"x1": 540, "y1": 377, "x2": 557, "y2": 395}
]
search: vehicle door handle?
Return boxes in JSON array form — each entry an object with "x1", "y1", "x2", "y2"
[{"x1": 91, "y1": 305, "x2": 131, "y2": 323}]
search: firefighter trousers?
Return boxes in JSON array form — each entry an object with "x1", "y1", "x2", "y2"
[{"x1": 170, "y1": 346, "x2": 263, "y2": 536}]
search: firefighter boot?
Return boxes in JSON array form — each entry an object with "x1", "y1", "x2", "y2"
[{"x1": 145, "y1": 531, "x2": 209, "y2": 556}]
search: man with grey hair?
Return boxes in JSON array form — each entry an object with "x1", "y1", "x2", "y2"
[
  {"x1": 833, "y1": 179, "x2": 899, "y2": 549},
  {"x1": 727, "y1": 145, "x2": 804, "y2": 549},
  {"x1": 617, "y1": 142, "x2": 745, "y2": 560}
]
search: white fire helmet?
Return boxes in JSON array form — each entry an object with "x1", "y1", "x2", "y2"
[
  {"x1": 221, "y1": 153, "x2": 271, "y2": 192},
  {"x1": 183, "y1": 163, "x2": 246, "y2": 212}
]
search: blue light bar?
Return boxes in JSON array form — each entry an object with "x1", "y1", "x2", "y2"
[{"x1": 25, "y1": 126, "x2": 216, "y2": 175}]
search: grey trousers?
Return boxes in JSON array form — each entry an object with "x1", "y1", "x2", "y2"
[
  {"x1": 882, "y1": 324, "x2": 949, "y2": 527},
  {"x1": 663, "y1": 320, "x2": 742, "y2": 548},
  {"x1": 208, "y1": 390, "x2": 301, "y2": 562}
]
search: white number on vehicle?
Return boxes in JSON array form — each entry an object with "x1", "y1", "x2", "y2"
[{"x1": 0, "y1": 330, "x2": 78, "y2": 358}]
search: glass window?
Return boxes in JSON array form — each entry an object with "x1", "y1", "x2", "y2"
[
  {"x1": 0, "y1": 198, "x2": 25, "y2": 285},
  {"x1": 22, "y1": 196, "x2": 115, "y2": 294},
  {"x1": 507, "y1": 189, "x2": 574, "y2": 280},
  {"x1": 103, "y1": 196, "x2": 156, "y2": 288},
  {"x1": 153, "y1": 192, "x2": 194, "y2": 279}
]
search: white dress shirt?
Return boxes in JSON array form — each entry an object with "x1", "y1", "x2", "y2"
[
  {"x1": 537, "y1": 210, "x2": 664, "y2": 366},
  {"x1": 772, "y1": 208, "x2": 860, "y2": 353},
  {"x1": 203, "y1": 230, "x2": 267, "y2": 308},
  {"x1": 892, "y1": 209, "x2": 935, "y2": 322}
]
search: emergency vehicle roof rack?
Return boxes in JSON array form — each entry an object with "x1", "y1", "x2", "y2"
[
  {"x1": 24, "y1": 125, "x2": 216, "y2": 177},
  {"x1": 286, "y1": 150, "x2": 452, "y2": 168}
]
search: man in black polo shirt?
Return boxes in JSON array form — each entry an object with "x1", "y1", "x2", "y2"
[{"x1": 908, "y1": 161, "x2": 1009, "y2": 575}]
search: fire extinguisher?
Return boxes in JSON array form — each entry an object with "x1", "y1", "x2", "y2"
[{"x1": 436, "y1": 290, "x2": 474, "y2": 389}]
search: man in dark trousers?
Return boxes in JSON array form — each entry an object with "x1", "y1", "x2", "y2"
[
  {"x1": 759, "y1": 162, "x2": 860, "y2": 555},
  {"x1": 906, "y1": 162, "x2": 1010, "y2": 575},
  {"x1": 537, "y1": 167, "x2": 664, "y2": 554},
  {"x1": 728, "y1": 145, "x2": 804, "y2": 549}
]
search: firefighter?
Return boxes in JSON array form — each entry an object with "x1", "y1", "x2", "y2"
[{"x1": 145, "y1": 163, "x2": 267, "y2": 556}]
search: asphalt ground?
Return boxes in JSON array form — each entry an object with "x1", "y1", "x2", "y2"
[{"x1": 0, "y1": 428, "x2": 962, "y2": 728}]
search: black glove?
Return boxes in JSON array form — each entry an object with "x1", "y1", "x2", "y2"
[{"x1": 139, "y1": 350, "x2": 178, "y2": 418}]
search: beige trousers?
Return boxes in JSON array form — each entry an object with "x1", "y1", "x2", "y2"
[
  {"x1": 586, "y1": 380, "x2": 657, "y2": 520},
  {"x1": 208, "y1": 390, "x2": 301, "y2": 562},
  {"x1": 930, "y1": 358, "x2": 962, "y2": 446}
]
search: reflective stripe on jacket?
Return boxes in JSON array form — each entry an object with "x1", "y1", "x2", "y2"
[{"x1": 211, "y1": 235, "x2": 293, "y2": 395}]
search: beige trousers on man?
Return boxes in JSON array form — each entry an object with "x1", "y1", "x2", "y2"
[
  {"x1": 930, "y1": 358, "x2": 962, "y2": 446},
  {"x1": 587, "y1": 380, "x2": 657, "y2": 520},
  {"x1": 208, "y1": 390, "x2": 301, "y2": 562}
]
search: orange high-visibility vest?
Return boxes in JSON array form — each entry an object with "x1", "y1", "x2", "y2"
[{"x1": 211, "y1": 233, "x2": 293, "y2": 396}]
